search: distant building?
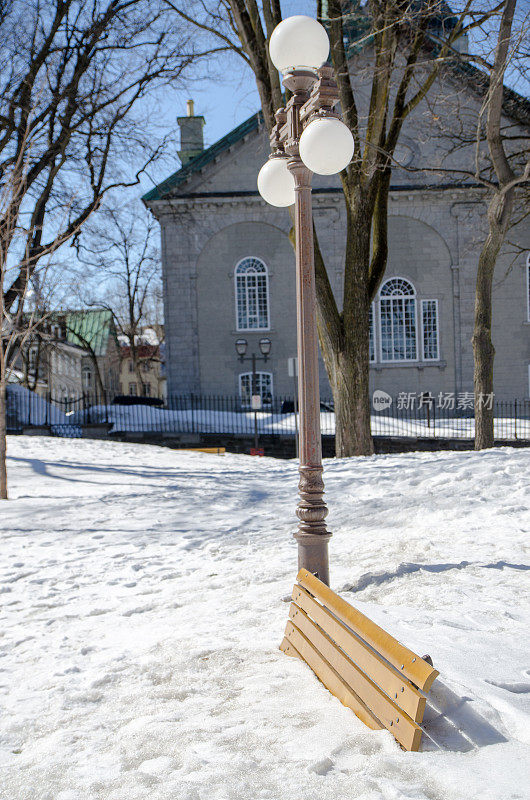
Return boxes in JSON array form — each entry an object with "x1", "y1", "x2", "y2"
[
  {"x1": 23, "y1": 334, "x2": 86, "y2": 400},
  {"x1": 66, "y1": 310, "x2": 121, "y2": 398},
  {"x1": 14, "y1": 310, "x2": 120, "y2": 400},
  {"x1": 119, "y1": 342, "x2": 166, "y2": 399}
]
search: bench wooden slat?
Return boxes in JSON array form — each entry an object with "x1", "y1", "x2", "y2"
[
  {"x1": 297, "y1": 569, "x2": 439, "y2": 692},
  {"x1": 286, "y1": 608, "x2": 422, "y2": 751},
  {"x1": 291, "y1": 585, "x2": 426, "y2": 723},
  {"x1": 279, "y1": 637, "x2": 300, "y2": 658},
  {"x1": 284, "y1": 621, "x2": 383, "y2": 734}
]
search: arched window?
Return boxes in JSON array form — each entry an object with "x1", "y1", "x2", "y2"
[
  {"x1": 379, "y1": 278, "x2": 417, "y2": 362},
  {"x1": 235, "y1": 257, "x2": 269, "y2": 331},
  {"x1": 239, "y1": 372, "x2": 273, "y2": 407}
]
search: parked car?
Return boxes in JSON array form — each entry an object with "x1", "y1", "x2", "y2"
[
  {"x1": 111, "y1": 395, "x2": 164, "y2": 407},
  {"x1": 280, "y1": 399, "x2": 334, "y2": 414}
]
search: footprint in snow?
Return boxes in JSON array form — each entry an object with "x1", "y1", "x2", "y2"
[
  {"x1": 122, "y1": 604, "x2": 156, "y2": 616},
  {"x1": 308, "y1": 757, "x2": 334, "y2": 775}
]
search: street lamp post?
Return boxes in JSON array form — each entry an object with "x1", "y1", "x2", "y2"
[
  {"x1": 257, "y1": 16, "x2": 354, "y2": 586},
  {"x1": 235, "y1": 337, "x2": 272, "y2": 451}
]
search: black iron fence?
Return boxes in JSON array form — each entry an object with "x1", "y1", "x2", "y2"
[{"x1": 6, "y1": 387, "x2": 530, "y2": 441}]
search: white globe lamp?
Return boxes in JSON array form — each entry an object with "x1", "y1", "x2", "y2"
[
  {"x1": 257, "y1": 156, "x2": 295, "y2": 207},
  {"x1": 269, "y1": 16, "x2": 329, "y2": 73},
  {"x1": 299, "y1": 116, "x2": 354, "y2": 175}
]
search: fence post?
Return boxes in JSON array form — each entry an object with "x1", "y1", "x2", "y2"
[
  {"x1": 191, "y1": 393, "x2": 195, "y2": 434},
  {"x1": 514, "y1": 399, "x2": 517, "y2": 441}
]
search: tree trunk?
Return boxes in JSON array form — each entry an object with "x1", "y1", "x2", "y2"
[
  {"x1": 333, "y1": 341, "x2": 373, "y2": 457},
  {"x1": 472, "y1": 257, "x2": 495, "y2": 448},
  {"x1": 472, "y1": 192, "x2": 512, "y2": 450},
  {"x1": 0, "y1": 375, "x2": 7, "y2": 500},
  {"x1": 313, "y1": 210, "x2": 374, "y2": 457},
  {"x1": 94, "y1": 361, "x2": 105, "y2": 397},
  {"x1": 336, "y1": 211, "x2": 374, "y2": 456},
  {"x1": 134, "y1": 362, "x2": 143, "y2": 396}
]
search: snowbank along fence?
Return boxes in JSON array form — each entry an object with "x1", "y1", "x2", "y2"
[
  {"x1": 281, "y1": 570, "x2": 439, "y2": 752},
  {"x1": 6, "y1": 387, "x2": 530, "y2": 442}
]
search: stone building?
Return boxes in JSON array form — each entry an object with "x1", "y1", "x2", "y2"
[{"x1": 143, "y1": 22, "x2": 529, "y2": 405}]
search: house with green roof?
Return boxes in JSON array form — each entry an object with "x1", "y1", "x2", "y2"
[
  {"x1": 65, "y1": 310, "x2": 121, "y2": 397},
  {"x1": 143, "y1": 8, "x2": 529, "y2": 404},
  {"x1": 14, "y1": 310, "x2": 120, "y2": 400}
]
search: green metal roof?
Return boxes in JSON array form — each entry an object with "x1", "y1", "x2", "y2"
[
  {"x1": 66, "y1": 310, "x2": 117, "y2": 356},
  {"x1": 142, "y1": 111, "x2": 264, "y2": 203}
]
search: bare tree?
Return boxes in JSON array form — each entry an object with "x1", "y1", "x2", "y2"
[
  {"x1": 0, "y1": 148, "x2": 67, "y2": 498},
  {"x1": 167, "y1": 0, "x2": 504, "y2": 456},
  {"x1": 0, "y1": 167, "x2": 19, "y2": 498},
  {"x1": 470, "y1": 0, "x2": 529, "y2": 447},
  {"x1": 0, "y1": 0, "x2": 209, "y2": 497},
  {"x1": 76, "y1": 204, "x2": 161, "y2": 395},
  {"x1": 0, "y1": 0, "x2": 205, "y2": 317},
  {"x1": 399, "y1": 0, "x2": 529, "y2": 446}
]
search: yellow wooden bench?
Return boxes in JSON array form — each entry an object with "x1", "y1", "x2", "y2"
[
  {"x1": 280, "y1": 569, "x2": 439, "y2": 751},
  {"x1": 181, "y1": 447, "x2": 225, "y2": 454}
]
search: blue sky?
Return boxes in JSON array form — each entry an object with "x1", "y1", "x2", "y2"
[{"x1": 138, "y1": 0, "x2": 310, "y2": 197}]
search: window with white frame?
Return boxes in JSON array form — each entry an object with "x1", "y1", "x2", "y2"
[
  {"x1": 235, "y1": 257, "x2": 269, "y2": 330},
  {"x1": 379, "y1": 278, "x2": 417, "y2": 362},
  {"x1": 82, "y1": 365, "x2": 92, "y2": 390},
  {"x1": 239, "y1": 372, "x2": 273, "y2": 406},
  {"x1": 369, "y1": 303, "x2": 376, "y2": 362},
  {"x1": 421, "y1": 299, "x2": 439, "y2": 361}
]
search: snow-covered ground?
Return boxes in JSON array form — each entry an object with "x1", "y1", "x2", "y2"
[{"x1": 0, "y1": 437, "x2": 529, "y2": 800}]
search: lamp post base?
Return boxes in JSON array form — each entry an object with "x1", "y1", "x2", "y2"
[
  {"x1": 295, "y1": 464, "x2": 330, "y2": 585},
  {"x1": 293, "y1": 530, "x2": 331, "y2": 586}
]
